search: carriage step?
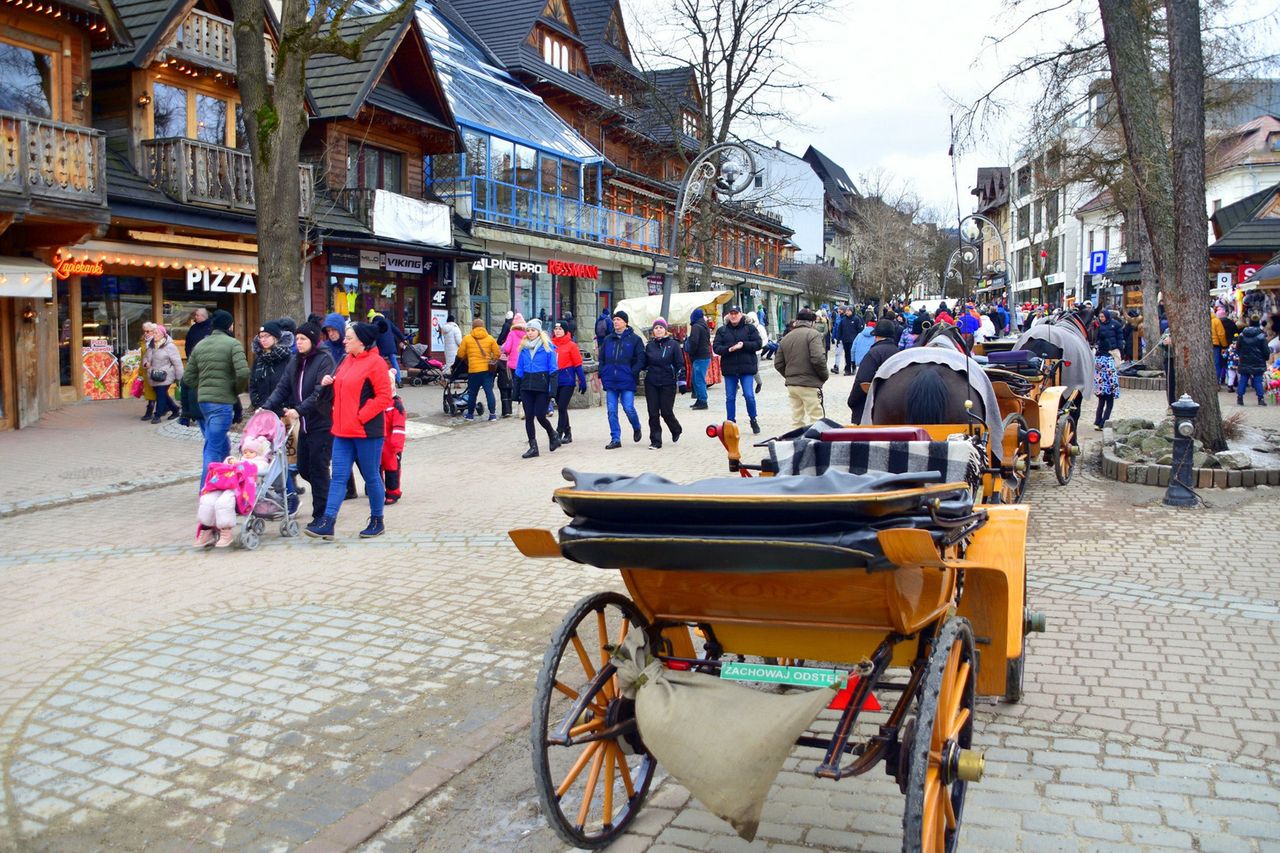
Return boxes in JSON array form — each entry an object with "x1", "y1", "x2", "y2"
[{"x1": 1025, "y1": 611, "x2": 1047, "y2": 634}]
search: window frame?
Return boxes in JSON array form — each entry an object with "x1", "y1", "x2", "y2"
[
  {"x1": 0, "y1": 34, "x2": 58, "y2": 120},
  {"x1": 147, "y1": 76, "x2": 241, "y2": 148}
]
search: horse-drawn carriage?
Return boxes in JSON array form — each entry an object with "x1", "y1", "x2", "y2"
[{"x1": 511, "y1": 411, "x2": 1043, "y2": 849}]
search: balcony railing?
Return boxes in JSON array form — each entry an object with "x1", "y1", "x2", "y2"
[
  {"x1": 0, "y1": 111, "x2": 106, "y2": 208},
  {"x1": 165, "y1": 8, "x2": 277, "y2": 78},
  {"x1": 431, "y1": 176, "x2": 661, "y2": 253},
  {"x1": 141, "y1": 137, "x2": 313, "y2": 216}
]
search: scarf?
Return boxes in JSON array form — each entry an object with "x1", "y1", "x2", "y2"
[{"x1": 521, "y1": 332, "x2": 552, "y2": 352}]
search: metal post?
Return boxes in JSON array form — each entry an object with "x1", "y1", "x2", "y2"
[
  {"x1": 959, "y1": 213, "x2": 1008, "y2": 325},
  {"x1": 1163, "y1": 394, "x2": 1200, "y2": 507},
  {"x1": 661, "y1": 142, "x2": 757, "y2": 321}
]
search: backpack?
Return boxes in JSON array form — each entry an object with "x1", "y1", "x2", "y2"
[{"x1": 595, "y1": 315, "x2": 611, "y2": 340}]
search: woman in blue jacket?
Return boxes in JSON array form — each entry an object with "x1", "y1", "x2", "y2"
[{"x1": 514, "y1": 319, "x2": 561, "y2": 458}]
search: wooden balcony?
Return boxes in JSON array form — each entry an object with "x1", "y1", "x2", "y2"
[
  {"x1": 0, "y1": 111, "x2": 107, "y2": 211},
  {"x1": 163, "y1": 8, "x2": 277, "y2": 78},
  {"x1": 141, "y1": 137, "x2": 313, "y2": 217}
]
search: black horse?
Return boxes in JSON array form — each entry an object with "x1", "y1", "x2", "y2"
[{"x1": 869, "y1": 361, "x2": 987, "y2": 426}]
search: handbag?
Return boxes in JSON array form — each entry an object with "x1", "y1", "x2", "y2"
[{"x1": 149, "y1": 368, "x2": 167, "y2": 384}]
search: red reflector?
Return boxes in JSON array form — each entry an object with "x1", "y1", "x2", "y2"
[
  {"x1": 705, "y1": 425, "x2": 719, "y2": 437},
  {"x1": 1063, "y1": 360, "x2": 1071, "y2": 367},
  {"x1": 1026, "y1": 429, "x2": 1041, "y2": 444},
  {"x1": 828, "y1": 678, "x2": 882, "y2": 712},
  {"x1": 664, "y1": 660, "x2": 692, "y2": 671}
]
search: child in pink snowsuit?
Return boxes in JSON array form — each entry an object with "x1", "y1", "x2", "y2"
[{"x1": 196, "y1": 435, "x2": 271, "y2": 548}]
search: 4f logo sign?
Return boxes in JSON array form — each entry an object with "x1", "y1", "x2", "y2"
[
  {"x1": 186, "y1": 268, "x2": 257, "y2": 294},
  {"x1": 431, "y1": 290, "x2": 447, "y2": 305}
]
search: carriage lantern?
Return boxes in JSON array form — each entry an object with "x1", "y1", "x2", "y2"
[{"x1": 1164, "y1": 394, "x2": 1200, "y2": 507}]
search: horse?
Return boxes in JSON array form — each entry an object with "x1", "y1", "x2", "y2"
[{"x1": 869, "y1": 361, "x2": 988, "y2": 426}]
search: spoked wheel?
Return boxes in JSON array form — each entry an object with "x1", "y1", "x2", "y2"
[
  {"x1": 999, "y1": 413, "x2": 1030, "y2": 504},
  {"x1": 1053, "y1": 412, "x2": 1076, "y2": 485},
  {"x1": 532, "y1": 592, "x2": 656, "y2": 848},
  {"x1": 903, "y1": 618, "x2": 978, "y2": 853}
]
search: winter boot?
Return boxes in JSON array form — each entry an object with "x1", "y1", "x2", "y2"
[
  {"x1": 150, "y1": 413, "x2": 162, "y2": 424},
  {"x1": 305, "y1": 516, "x2": 335, "y2": 540},
  {"x1": 547, "y1": 430, "x2": 562, "y2": 452},
  {"x1": 559, "y1": 428, "x2": 573, "y2": 445},
  {"x1": 522, "y1": 441, "x2": 540, "y2": 459},
  {"x1": 215, "y1": 527, "x2": 234, "y2": 548},
  {"x1": 140, "y1": 402, "x2": 154, "y2": 421},
  {"x1": 359, "y1": 516, "x2": 385, "y2": 538},
  {"x1": 194, "y1": 526, "x2": 216, "y2": 548},
  {"x1": 690, "y1": 400, "x2": 708, "y2": 410},
  {"x1": 750, "y1": 418, "x2": 761, "y2": 435},
  {"x1": 633, "y1": 428, "x2": 642, "y2": 443},
  {"x1": 671, "y1": 427, "x2": 683, "y2": 443}
]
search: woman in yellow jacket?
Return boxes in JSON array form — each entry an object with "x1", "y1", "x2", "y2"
[
  {"x1": 456, "y1": 319, "x2": 502, "y2": 420},
  {"x1": 1212, "y1": 309, "x2": 1228, "y2": 383}
]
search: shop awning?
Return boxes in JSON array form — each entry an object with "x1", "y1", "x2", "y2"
[
  {"x1": 60, "y1": 239, "x2": 258, "y2": 275},
  {"x1": 0, "y1": 257, "x2": 54, "y2": 298}
]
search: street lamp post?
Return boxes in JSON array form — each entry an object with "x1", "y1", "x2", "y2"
[
  {"x1": 959, "y1": 213, "x2": 1010, "y2": 326},
  {"x1": 661, "y1": 142, "x2": 757, "y2": 321}
]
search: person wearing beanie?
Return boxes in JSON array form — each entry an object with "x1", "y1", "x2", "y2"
[
  {"x1": 498, "y1": 313, "x2": 527, "y2": 417},
  {"x1": 713, "y1": 305, "x2": 763, "y2": 433},
  {"x1": 773, "y1": 308, "x2": 828, "y2": 428},
  {"x1": 497, "y1": 311, "x2": 515, "y2": 346},
  {"x1": 380, "y1": 369, "x2": 408, "y2": 502},
  {"x1": 249, "y1": 320, "x2": 293, "y2": 409},
  {"x1": 848, "y1": 319, "x2": 900, "y2": 423},
  {"x1": 642, "y1": 317, "x2": 685, "y2": 449},
  {"x1": 684, "y1": 306, "x2": 712, "y2": 409},
  {"x1": 552, "y1": 319, "x2": 586, "y2": 443},
  {"x1": 145, "y1": 324, "x2": 184, "y2": 424},
  {"x1": 599, "y1": 310, "x2": 645, "y2": 448},
  {"x1": 305, "y1": 322, "x2": 393, "y2": 540},
  {"x1": 184, "y1": 309, "x2": 249, "y2": 488},
  {"x1": 514, "y1": 318, "x2": 561, "y2": 458},
  {"x1": 456, "y1": 318, "x2": 503, "y2": 421},
  {"x1": 262, "y1": 321, "x2": 335, "y2": 521}
]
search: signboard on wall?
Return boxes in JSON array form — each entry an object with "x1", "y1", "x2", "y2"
[
  {"x1": 186, "y1": 268, "x2": 257, "y2": 294},
  {"x1": 473, "y1": 256, "x2": 545, "y2": 275},
  {"x1": 646, "y1": 273, "x2": 664, "y2": 296},
  {"x1": 384, "y1": 253, "x2": 424, "y2": 274},
  {"x1": 548, "y1": 259, "x2": 599, "y2": 279},
  {"x1": 1238, "y1": 264, "x2": 1260, "y2": 284},
  {"x1": 360, "y1": 250, "x2": 381, "y2": 269}
]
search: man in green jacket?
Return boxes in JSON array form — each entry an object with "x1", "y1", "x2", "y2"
[
  {"x1": 774, "y1": 308, "x2": 830, "y2": 428},
  {"x1": 185, "y1": 310, "x2": 249, "y2": 487}
]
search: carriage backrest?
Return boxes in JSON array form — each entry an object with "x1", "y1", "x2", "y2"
[
  {"x1": 769, "y1": 436, "x2": 982, "y2": 487},
  {"x1": 818, "y1": 427, "x2": 932, "y2": 442}
]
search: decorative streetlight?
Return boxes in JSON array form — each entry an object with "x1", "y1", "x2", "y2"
[
  {"x1": 958, "y1": 213, "x2": 1010, "y2": 323},
  {"x1": 661, "y1": 142, "x2": 758, "y2": 321}
]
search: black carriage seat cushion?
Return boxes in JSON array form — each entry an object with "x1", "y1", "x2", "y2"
[
  {"x1": 771, "y1": 438, "x2": 982, "y2": 486},
  {"x1": 988, "y1": 349, "x2": 1036, "y2": 365},
  {"x1": 818, "y1": 427, "x2": 931, "y2": 442}
]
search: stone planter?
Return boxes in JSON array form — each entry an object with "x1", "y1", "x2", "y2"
[{"x1": 1099, "y1": 427, "x2": 1280, "y2": 489}]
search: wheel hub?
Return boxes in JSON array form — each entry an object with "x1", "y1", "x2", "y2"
[{"x1": 940, "y1": 741, "x2": 985, "y2": 785}]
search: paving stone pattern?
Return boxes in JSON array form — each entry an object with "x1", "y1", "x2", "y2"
[{"x1": 2, "y1": 376, "x2": 1278, "y2": 851}]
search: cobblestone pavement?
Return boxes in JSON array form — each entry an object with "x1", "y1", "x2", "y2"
[{"x1": 2, "y1": 371, "x2": 1278, "y2": 851}]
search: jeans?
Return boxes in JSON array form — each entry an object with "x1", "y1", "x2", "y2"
[
  {"x1": 296, "y1": 429, "x2": 332, "y2": 520},
  {"x1": 722, "y1": 374, "x2": 758, "y2": 422},
  {"x1": 645, "y1": 382, "x2": 680, "y2": 442},
  {"x1": 691, "y1": 358, "x2": 710, "y2": 403},
  {"x1": 388, "y1": 352, "x2": 401, "y2": 384},
  {"x1": 197, "y1": 402, "x2": 233, "y2": 488},
  {"x1": 1094, "y1": 394, "x2": 1115, "y2": 427},
  {"x1": 465, "y1": 372, "x2": 496, "y2": 417},
  {"x1": 555, "y1": 384, "x2": 576, "y2": 435},
  {"x1": 152, "y1": 384, "x2": 176, "y2": 417},
  {"x1": 324, "y1": 435, "x2": 385, "y2": 519},
  {"x1": 1214, "y1": 346, "x2": 1225, "y2": 382},
  {"x1": 1238, "y1": 372, "x2": 1265, "y2": 401},
  {"x1": 606, "y1": 389, "x2": 640, "y2": 441}
]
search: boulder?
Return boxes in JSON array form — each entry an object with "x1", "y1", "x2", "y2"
[
  {"x1": 1157, "y1": 453, "x2": 1173, "y2": 465},
  {"x1": 1124, "y1": 428, "x2": 1156, "y2": 444},
  {"x1": 1140, "y1": 436, "x2": 1172, "y2": 457},
  {"x1": 1155, "y1": 417, "x2": 1176, "y2": 439},
  {"x1": 1213, "y1": 450, "x2": 1253, "y2": 470},
  {"x1": 1136, "y1": 370, "x2": 1164, "y2": 378},
  {"x1": 1113, "y1": 442, "x2": 1141, "y2": 461},
  {"x1": 1114, "y1": 418, "x2": 1156, "y2": 436},
  {"x1": 1193, "y1": 451, "x2": 1214, "y2": 468}
]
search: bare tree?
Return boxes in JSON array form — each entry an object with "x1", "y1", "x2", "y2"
[
  {"x1": 847, "y1": 172, "x2": 951, "y2": 306},
  {"x1": 794, "y1": 263, "x2": 843, "y2": 308},
  {"x1": 228, "y1": 0, "x2": 414, "y2": 322}
]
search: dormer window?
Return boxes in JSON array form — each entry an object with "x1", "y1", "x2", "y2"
[
  {"x1": 682, "y1": 110, "x2": 699, "y2": 138},
  {"x1": 542, "y1": 34, "x2": 571, "y2": 73}
]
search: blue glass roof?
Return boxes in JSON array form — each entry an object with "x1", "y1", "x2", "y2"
[{"x1": 358, "y1": 1, "x2": 602, "y2": 162}]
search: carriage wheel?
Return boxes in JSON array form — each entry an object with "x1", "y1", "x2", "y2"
[
  {"x1": 902, "y1": 618, "x2": 978, "y2": 853},
  {"x1": 999, "y1": 413, "x2": 1030, "y2": 504},
  {"x1": 1053, "y1": 413, "x2": 1075, "y2": 485},
  {"x1": 532, "y1": 592, "x2": 656, "y2": 848}
]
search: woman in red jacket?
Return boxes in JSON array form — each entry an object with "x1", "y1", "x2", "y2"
[
  {"x1": 552, "y1": 320, "x2": 587, "y2": 444},
  {"x1": 306, "y1": 322, "x2": 393, "y2": 540}
]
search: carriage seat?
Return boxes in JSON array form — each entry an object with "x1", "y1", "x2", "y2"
[
  {"x1": 986, "y1": 349, "x2": 1045, "y2": 376},
  {"x1": 770, "y1": 436, "x2": 982, "y2": 488},
  {"x1": 817, "y1": 427, "x2": 931, "y2": 442}
]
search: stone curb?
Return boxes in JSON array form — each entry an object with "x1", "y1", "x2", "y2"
[
  {"x1": 0, "y1": 471, "x2": 203, "y2": 518},
  {"x1": 1098, "y1": 428, "x2": 1280, "y2": 489},
  {"x1": 1118, "y1": 375, "x2": 1166, "y2": 391},
  {"x1": 296, "y1": 708, "x2": 534, "y2": 852}
]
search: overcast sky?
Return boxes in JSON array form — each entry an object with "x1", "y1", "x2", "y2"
[{"x1": 625, "y1": 0, "x2": 1278, "y2": 221}]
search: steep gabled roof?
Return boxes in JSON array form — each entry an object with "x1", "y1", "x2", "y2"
[
  {"x1": 803, "y1": 146, "x2": 857, "y2": 212},
  {"x1": 1210, "y1": 180, "x2": 1280, "y2": 239},
  {"x1": 971, "y1": 166, "x2": 1009, "y2": 213},
  {"x1": 572, "y1": 0, "x2": 634, "y2": 73},
  {"x1": 1208, "y1": 115, "x2": 1280, "y2": 176},
  {"x1": 1074, "y1": 188, "x2": 1115, "y2": 216},
  {"x1": 447, "y1": 0, "x2": 555, "y2": 67},
  {"x1": 93, "y1": 0, "x2": 272, "y2": 74}
]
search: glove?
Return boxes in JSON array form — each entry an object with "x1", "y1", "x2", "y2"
[{"x1": 578, "y1": 384, "x2": 587, "y2": 394}]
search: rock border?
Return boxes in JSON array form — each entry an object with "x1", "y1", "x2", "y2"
[
  {"x1": 1118, "y1": 374, "x2": 1166, "y2": 391},
  {"x1": 1100, "y1": 427, "x2": 1280, "y2": 489}
]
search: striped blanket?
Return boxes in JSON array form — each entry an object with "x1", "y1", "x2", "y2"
[{"x1": 770, "y1": 438, "x2": 982, "y2": 487}]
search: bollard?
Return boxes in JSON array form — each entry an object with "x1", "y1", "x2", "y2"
[{"x1": 1163, "y1": 394, "x2": 1200, "y2": 507}]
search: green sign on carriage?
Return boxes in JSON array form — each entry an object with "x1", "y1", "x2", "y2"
[{"x1": 720, "y1": 661, "x2": 847, "y2": 688}]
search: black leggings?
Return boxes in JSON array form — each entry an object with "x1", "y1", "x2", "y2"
[
  {"x1": 1095, "y1": 394, "x2": 1115, "y2": 426},
  {"x1": 554, "y1": 384, "x2": 575, "y2": 435},
  {"x1": 645, "y1": 383, "x2": 680, "y2": 441},
  {"x1": 522, "y1": 389, "x2": 553, "y2": 443}
]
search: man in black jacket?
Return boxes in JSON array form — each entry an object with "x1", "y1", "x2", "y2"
[
  {"x1": 838, "y1": 307, "x2": 861, "y2": 375},
  {"x1": 684, "y1": 307, "x2": 713, "y2": 410},
  {"x1": 713, "y1": 305, "x2": 763, "y2": 432},
  {"x1": 1236, "y1": 315, "x2": 1270, "y2": 406},
  {"x1": 848, "y1": 319, "x2": 900, "y2": 423},
  {"x1": 263, "y1": 323, "x2": 336, "y2": 520}
]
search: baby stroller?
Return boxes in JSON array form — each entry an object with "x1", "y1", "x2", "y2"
[
  {"x1": 237, "y1": 410, "x2": 300, "y2": 549},
  {"x1": 442, "y1": 357, "x2": 484, "y2": 417},
  {"x1": 401, "y1": 343, "x2": 447, "y2": 387}
]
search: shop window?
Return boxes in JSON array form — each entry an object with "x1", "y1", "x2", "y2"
[
  {"x1": 153, "y1": 83, "x2": 187, "y2": 138},
  {"x1": 347, "y1": 142, "x2": 404, "y2": 193},
  {"x1": 0, "y1": 39, "x2": 54, "y2": 118}
]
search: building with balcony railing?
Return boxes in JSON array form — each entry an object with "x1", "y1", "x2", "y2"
[{"x1": 0, "y1": 0, "x2": 128, "y2": 430}]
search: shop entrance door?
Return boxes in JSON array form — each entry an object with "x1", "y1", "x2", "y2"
[{"x1": 76, "y1": 276, "x2": 152, "y2": 400}]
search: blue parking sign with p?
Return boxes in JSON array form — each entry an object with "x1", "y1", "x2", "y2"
[{"x1": 1089, "y1": 250, "x2": 1108, "y2": 274}]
